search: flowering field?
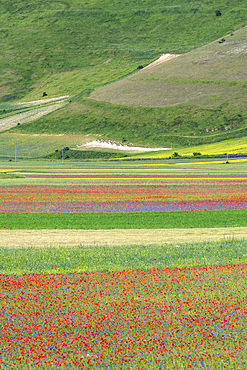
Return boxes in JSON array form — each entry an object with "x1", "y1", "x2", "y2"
[
  {"x1": 0, "y1": 177, "x2": 247, "y2": 213},
  {"x1": 0, "y1": 241, "x2": 247, "y2": 369},
  {"x1": 0, "y1": 159, "x2": 247, "y2": 369}
]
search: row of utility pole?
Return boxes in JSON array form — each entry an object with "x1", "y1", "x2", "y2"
[
  {"x1": 13, "y1": 143, "x2": 64, "y2": 163},
  {"x1": 12, "y1": 142, "x2": 230, "y2": 163}
]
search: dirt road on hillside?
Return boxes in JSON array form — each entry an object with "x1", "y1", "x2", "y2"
[
  {"x1": 0, "y1": 96, "x2": 69, "y2": 132},
  {"x1": 143, "y1": 53, "x2": 180, "y2": 70},
  {"x1": 0, "y1": 227, "x2": 246, "y2": 248},
  {"x1": 19, "y1": 96, "x2": 70, "y2": 106},
  {"x1": 0, "y1": 104, "x2": 63, "y2": 132}
]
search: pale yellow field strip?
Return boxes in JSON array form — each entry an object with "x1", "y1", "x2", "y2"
[{"x1": 0, "y1": 227, "x2": 247, "y2": 248}]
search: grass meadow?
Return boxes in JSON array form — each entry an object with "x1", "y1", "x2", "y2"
[
  {"x1": 0, "y1": 133, "x2": 97, "y2": 159},
  {"x1": 0, "y1": 158, "x2": 247, "y2": 369}
]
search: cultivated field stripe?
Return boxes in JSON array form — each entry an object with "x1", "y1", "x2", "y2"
[{"x1": 1, "y1": 227, "x2": 247, "y2": 248}]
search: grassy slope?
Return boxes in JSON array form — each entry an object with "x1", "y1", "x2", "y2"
[
  {"x1": 10, "y1": 88, "x2": 247, "y2": 149},
  {"x1": 8, "y1": 26, "x2": 247, "y2": 152},
  {"x1": 1, "y1": 1, "x2": 247, "y2": 155},
  {"x1": 1, "y1": 209, "x2": 247, "y2": 229},
  {"x1": 1, "y1": 0, "x2": 246, "y2": 101},
  {"x1": 91, "y1": 26, "x2": 247, "y2": 108}
]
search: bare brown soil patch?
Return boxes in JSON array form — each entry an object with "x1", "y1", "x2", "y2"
[{"x1": 1, "y1": 227, "x2": 246, "y2": 248}]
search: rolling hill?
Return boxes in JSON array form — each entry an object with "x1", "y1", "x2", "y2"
[
  {"x1": 91, "y1": 27, "x2": 247, "y2": 108},
  {"x1": 1, "y1": 0, "x2": 246, "y2": 101},
  {"x1": 0, "y1": 0, "x2": 247, "y2": 157},
  {"x1": 9, "y1": 27, "x2": 247, "y2": 150}
]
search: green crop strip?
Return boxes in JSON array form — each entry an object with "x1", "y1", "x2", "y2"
[
  {"x1": 0, "y1": 239, "x2": 246, "y2": 275},
  {"x1": 1, "y1": 209, "x2": 247, "y2": 230}
]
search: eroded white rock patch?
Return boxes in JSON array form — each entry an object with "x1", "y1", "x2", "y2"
[{"x1": 76, "y1": 140, "x2": 170, "y2": 153}]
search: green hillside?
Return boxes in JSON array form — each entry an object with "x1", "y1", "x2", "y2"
[
  {"x1": 9, "y1": 25, "x2": 247, "y2": 148},
  {"x1": 9, "y1": 92, "x2": 247, "y2": 149},
  {"x1": 1, "y1": 0, "x2": 246, "y2": 101},
  {"x1": 91, "y1": 27, "x2": 247, "y2": 108},
  {"x1": 0, "y1": 0, "x2": 247, "y2": 156}
]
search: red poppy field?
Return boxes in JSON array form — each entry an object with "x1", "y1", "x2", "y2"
[
  {"x1": 0, "y1": 160, "x2": 247, "y2": 369},
  {"x1": 0, "y1": 261, "x2": 247, "y2": 369}
]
